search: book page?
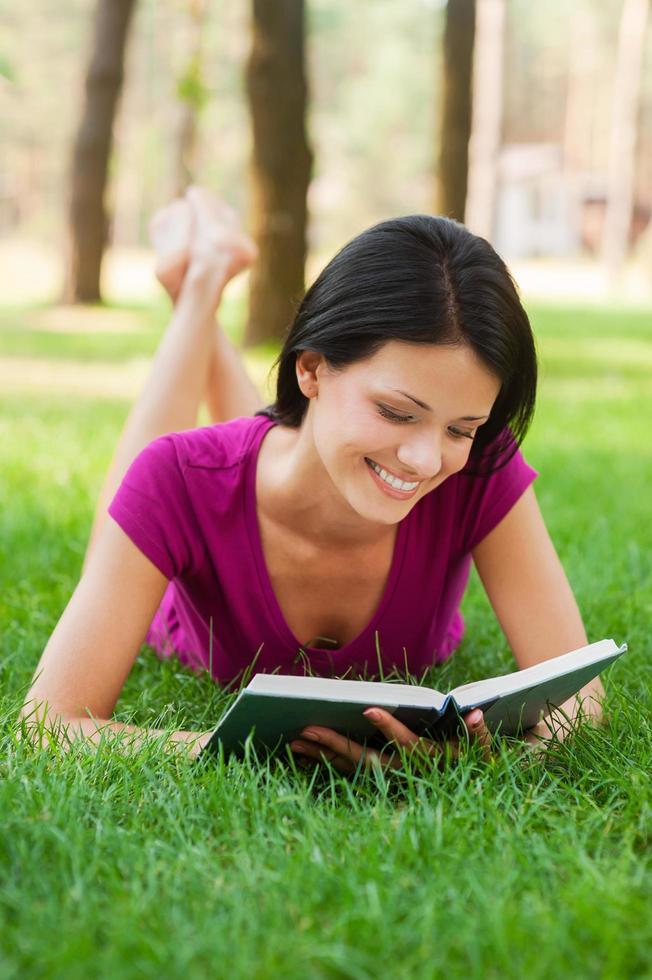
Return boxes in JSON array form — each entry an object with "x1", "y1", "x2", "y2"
[
  {"x1": 248, "y1": 673, "x2": 446, "y2": 709},
  {"x1": 449, "y1": 639, "x2": 626, "y2": 708}
]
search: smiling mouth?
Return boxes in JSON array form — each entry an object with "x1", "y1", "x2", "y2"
[{"x1": 364, "y1": 457, "x2": 420, "y2": 492}]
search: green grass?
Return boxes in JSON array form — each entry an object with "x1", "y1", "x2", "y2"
[{"x1": 1, "y1": 299, "x2": 651, "y2": 978}]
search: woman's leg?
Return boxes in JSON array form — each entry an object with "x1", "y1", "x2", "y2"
[
  {"x1": 205, "y1": 320, "x2": 264, "y2": 423},
  {"x1": 82, "y1": 287, "x2": 262, "y2": 573}
]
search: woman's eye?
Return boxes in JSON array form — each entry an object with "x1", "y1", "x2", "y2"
[
  {"x1": 377, "y1": 405, "x2": 413, "y2": 424},
  {"x1": 449, "y1": 427, "x2": 475, "y2": 440}
]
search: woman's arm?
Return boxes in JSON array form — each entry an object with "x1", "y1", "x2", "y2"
[
  {"x1": 18, "y1": 518, "x2": 211, "y2": 757},
  {"x1": 472, "y1": 484, "x2": 605, "y2": 742}
]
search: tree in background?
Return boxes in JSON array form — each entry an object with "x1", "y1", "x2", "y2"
[
  {"x1": 63, "y1": 0, "x2": 137, "y2": 303},
  {"x1": 602, "y1": 0, "x2": 650, "y2": 278},
  {"x1": 435, "y1": 0, "x2": 476, "y2": 221},
  {"x1": 244, "y1": 0, "x2": 312, "y2": 346},
  {"x1": 174, "y1": 0, "x2": 209, "y2": 196},
  {"x1": 465, "y1": 0, "x2": 505, "y2": 241}
]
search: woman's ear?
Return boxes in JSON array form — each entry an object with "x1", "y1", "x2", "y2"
[{"x1": 295, "y1": 351, "x2": 324, "y2": 399}]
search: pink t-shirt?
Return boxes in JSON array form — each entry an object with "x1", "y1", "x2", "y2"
[{"x1": 108, "y1": 415, "x2": 538, "y2": 687}]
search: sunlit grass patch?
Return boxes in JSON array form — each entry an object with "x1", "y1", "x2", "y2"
[{"x1": 1, "y1": 299, "x2": 651, "y2": 977}]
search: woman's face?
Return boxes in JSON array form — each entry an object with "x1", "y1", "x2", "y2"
[{"x1": 300, "y1": 340, "x2": 501, "y2": 526}]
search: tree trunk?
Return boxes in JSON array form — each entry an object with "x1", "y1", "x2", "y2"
[
  {"x1": 174, "y1": 0, "x2": 208, "y2": 196},
  {"x1": 562, "y1": 7, "x2": 599, "y2": 174},
  {"x1": 464, "y1": 0, "x2": 505, "y2": 241},
  {"x1": 435, "y1": 0, "x2": 476, "y2": 222},
  {"x1": 63, "y1": 0, "x2": 137, "y2": 304},
  {"x1": 602, "y1": 0, "x2": 650, "y2": 278},
  {"x1": 244, "y1": 0, "x2": 312, "y2": 347}
]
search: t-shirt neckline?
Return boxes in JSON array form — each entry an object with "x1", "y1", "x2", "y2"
[{"x1": 244, "y1": 414, "x2": 410, "y2": 665}]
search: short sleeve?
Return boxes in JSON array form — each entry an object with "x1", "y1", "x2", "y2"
[
  {"x1": 108, "y1": 435, "x2": 200, "y2": 579},
  {"x1": 457, "y1": 441, "x2": 538, "y2": 554}
]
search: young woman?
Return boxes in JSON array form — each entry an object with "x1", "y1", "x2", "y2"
[{"x1": 20, "y1": 187, "x2": 604, "y2": 772}]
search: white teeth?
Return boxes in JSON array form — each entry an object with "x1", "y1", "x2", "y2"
[{"x1": 368, "y1": 459, "x2": 418, "y2": 492}]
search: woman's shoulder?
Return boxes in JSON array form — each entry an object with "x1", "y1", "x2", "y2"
[
  {"x1": 410, "y1": 430, "x2": 538, "y2": 554},
  {"x1": 452, "y1": 435, "x2": 539, "y2": 553},
  {"x1": 163, "y1": 414, "x2": 274, "y2": 472}
]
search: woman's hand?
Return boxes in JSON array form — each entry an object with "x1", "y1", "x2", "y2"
[
  {"x1": 289, "y1": 707, "x2": 493, "y2": 775},
  {"x1": 169, "y1": 728, "x2": 214, "y2": 759},
  {"x1": 148, "y1": 186, "x2": 258, "y2": 304}
]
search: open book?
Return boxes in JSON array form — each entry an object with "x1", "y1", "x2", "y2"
[{"x1": 200, "y1": 638, "x2": 626, "y2": 760}]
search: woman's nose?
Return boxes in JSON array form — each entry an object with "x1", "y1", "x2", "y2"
[{"x1": 396, "y1": 434, "x2": 442, "y2": 480}]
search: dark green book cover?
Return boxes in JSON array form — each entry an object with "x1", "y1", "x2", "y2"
[{"x1": 200, "y1": 639, "x2": 626, "y2": 761}]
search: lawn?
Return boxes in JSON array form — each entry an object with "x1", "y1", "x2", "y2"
[{"x1": 1, "y1": 298, "x2": 651, "y2": 979}]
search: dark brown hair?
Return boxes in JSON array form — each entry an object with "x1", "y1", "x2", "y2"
[{"x1": 256, "y1": 214, "x2": 537, "y2": 473}]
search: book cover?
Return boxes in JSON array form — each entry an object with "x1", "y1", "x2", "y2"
[{"x1": 200, "y1": 638, "x2": 626, "y2": 760}]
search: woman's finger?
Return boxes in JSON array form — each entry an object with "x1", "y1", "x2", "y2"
[
  {"x1": 292, "y1": 709, "x2": 493, "y2": 776},
  {"x1": 304, "y1": 710, "x2": 434, "y2": 767},
  {"x1": 295, "y1": 744, "x2": 357, "y2": 774},
  {"x1": 462, "y1": 710, "x2": 493, "y2": 761},
  {"x1": 362, "y1": 707, "x2": 443, "y2": 762},
  {"x1": 291, "y1": 731, "x2": 398, "y2": 773}
]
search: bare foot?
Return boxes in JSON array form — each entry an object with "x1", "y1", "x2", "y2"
[
  {"x1": 185, "y1": 186, "x2": 258, "y2": 285},
  {"x1": 148, "y1": 197, "x2": 192, "y2": 304},
  {"x1": 149, "y1": 188, "x2": 258, "y2": 304}
]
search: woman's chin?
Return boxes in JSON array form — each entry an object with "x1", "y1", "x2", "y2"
[{"x1": 347, "y1": 490, "x2": 410, "y2": 526}]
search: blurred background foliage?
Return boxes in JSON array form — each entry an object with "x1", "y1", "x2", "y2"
[{"x1": 0, "y1": 0, "x2": 651, "y2": 334}]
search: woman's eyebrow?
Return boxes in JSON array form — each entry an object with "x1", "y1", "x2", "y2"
[
  {"x1": 388, "y1": 387, "x2": 432, "y2": 411},
  {"x1": 387, "y1": 388, "x2": 489, "y2": 421}
]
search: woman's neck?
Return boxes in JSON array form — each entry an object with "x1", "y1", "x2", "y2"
[{"x1": 256, "y1": 421, "x2": 392, "y2": 551}]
